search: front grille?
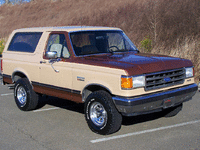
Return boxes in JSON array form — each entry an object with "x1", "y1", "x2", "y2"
[{"x1": 145, "y1": 68, "x2": 185, "y2": 91}]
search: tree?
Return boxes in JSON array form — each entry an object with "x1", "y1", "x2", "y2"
[{"x1": 146, "y1": 0, "x2": 161, "y2": 44}]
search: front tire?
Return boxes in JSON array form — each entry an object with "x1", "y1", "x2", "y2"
[
  {"x1": 14, "y1": 78, "x2": 39, "y2": 111},
  {"x1": 84, "y1": 90, "x2": 122, "y2": 135}
]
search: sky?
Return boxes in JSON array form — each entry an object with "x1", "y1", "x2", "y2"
[
  {"x1": 0, "y1": 0, "x2": 5, "y2": 5},
  {"x1": 0, "y1": 0, "x2": 31, "y2": 5}
]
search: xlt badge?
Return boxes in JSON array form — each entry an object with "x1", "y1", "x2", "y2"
[{"x1": 77, "y1": 76, "x2": 85, "y2": 81}]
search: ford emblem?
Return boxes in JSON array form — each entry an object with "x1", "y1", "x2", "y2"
[{"x1": 164, "y1": 77, "x2": 171, "y2": 82}]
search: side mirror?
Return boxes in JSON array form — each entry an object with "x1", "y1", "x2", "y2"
[{"x1": 45, "y1": 51, "x2": 57, "y2": 59}]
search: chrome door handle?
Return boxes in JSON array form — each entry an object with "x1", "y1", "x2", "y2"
[{"x1": 40, "y1": 61, "x2": 46, "y2": 64}]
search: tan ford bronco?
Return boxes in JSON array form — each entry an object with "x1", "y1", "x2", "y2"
[{"x1": 1, "y1": 26, "x2": 198, "y2": 135}]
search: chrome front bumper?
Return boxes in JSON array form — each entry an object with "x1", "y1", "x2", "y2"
[{"x1": 112, "y1": 84, "x2": 198, "y2": 116}]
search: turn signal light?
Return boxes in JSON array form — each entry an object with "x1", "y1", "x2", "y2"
[{"x1": 121, "y1": 76, "x2": 133, "y2": 89}]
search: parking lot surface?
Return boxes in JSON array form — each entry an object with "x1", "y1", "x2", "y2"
[{"x1": 0, "y1": 73, "x2": 200, "y2": 149}]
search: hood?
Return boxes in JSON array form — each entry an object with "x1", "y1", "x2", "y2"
[{"x1": 74, "y1": 52, "x2": 193, "y2": 76}]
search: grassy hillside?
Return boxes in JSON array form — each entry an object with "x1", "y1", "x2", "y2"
[{"x1": 0, "y1": 0, "x2": 199, "y2": 82}]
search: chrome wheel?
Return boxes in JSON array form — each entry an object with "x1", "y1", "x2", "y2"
[
  {"x1": 90, "y1": 102, "x2": 107, "y2": 127},
  {"x1": 17, "y1": 86, "x2": 27, "y2": 107}
]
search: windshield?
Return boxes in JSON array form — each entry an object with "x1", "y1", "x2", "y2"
[{"x1": 70, "y1": 31, "x2": 138, "y2": 56}]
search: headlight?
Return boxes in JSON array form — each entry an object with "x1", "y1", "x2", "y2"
[
  {"x1": 132, "y1": 75, "x2": 145, "y2": 88},
  {"x1": 121, "y1": 75, "x2": 145, "y2": 89},
  {"x1": 185, "y1": 67, "x2": 194, "y2": 78}
]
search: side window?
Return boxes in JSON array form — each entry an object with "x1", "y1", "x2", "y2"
[
  {"x1": 46, "y1": 34, "x2": 70, "y2": 58},
  {"x1": 8, "y1": 32, "x2": 42, "y2": 53}
]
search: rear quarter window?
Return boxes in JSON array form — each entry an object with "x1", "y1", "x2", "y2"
[{"x1": 8, "y1": 32, "x2": 42, "y2": 53}]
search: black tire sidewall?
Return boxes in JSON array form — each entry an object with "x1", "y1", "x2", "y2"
[
  {"x1": 14, "y1": 79, "x2": 33, "y2": 111},
  {"x1": 85, "y1": 91, "x2": 119, "y2": 135}
]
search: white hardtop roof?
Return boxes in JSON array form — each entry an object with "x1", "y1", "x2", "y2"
[{"x1": 14, "y1": 26, "x2": 122, "y2": 32}]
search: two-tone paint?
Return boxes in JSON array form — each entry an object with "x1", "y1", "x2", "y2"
[{"x1": 2, "y1": 26, "x2": 197, "y2": 109}]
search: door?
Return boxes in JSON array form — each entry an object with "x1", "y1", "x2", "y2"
[{"x1": 39, "y1": 32, "x2": 72, "y2": 91}]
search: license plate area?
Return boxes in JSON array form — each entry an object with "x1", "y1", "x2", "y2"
[{"x1": 163, "y1": 97, "x2": 175, "y2": 109}]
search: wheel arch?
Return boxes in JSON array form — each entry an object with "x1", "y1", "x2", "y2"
[
  {"x1": 82, "y1": 84, "x2": 112, "y2": 102},
  {"x1": 12, "y1": 70, "x2": 31, "y2": 84}
]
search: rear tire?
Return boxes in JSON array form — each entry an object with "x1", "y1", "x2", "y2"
[
  {"x1": 84, "y1": 90, "x2": 122, "y2": 135},
  {"x1": 14, "y1": 78, "x2": 39, "y2": 111}
]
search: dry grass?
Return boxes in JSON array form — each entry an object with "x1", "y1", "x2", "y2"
[{"x1": 0, "y1": 0, "x2": 199, "y2": 82}]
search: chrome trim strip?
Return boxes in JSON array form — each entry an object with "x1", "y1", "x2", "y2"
[{"x1": 113, "y1": 84, "x2": 197, "y2": 104}]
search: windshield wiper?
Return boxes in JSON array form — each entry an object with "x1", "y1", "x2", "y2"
[{"x1": 109, "y1": 49, "x2": 139, "y2": 53}]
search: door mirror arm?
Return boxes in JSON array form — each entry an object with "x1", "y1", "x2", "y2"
[
  {"x1": 45, "y1": 51, "x2": 61, "y2": 72},
  {"x1": 49, "y1": 58, "x2": 61, "y2": 73}
]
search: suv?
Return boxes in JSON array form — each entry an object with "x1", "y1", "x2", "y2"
[{"x1": 1, "y1": 26, "x2": 198, "y2": 135}]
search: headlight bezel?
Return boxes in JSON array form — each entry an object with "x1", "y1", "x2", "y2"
[
  {"x1": 185, "y1": 67, "x2": 194, "y2": 78},
  {"x1": 121, "y1": 75, "x2": 145, "y2": 90}
]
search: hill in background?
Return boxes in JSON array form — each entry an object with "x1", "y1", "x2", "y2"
[{"x1": 0, "y1": 0, "x2": 199, "y2": 81}]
